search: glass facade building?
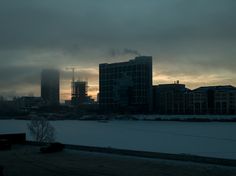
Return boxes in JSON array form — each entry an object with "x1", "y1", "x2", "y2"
[{"x1": 99, "y1": 56, "x2": 152, "y2": 113}]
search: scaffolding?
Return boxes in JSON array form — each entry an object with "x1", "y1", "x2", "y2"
[{"x1": 71, "y1": 81, "x2": 88, "y2": 105}]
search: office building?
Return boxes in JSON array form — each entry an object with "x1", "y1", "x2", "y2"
[
  {"x1": 153, "y1": 82, "x2": 189, "y2": 114},
  {"x1": 41, "y1": 69, "x2": 60, "y2": 106},
  {"x1": 186, "y1": 85, "x2": 236, "y2": 115},
  {"x1": 99, "y1": 56, "x2": 152, "y2": 113}
]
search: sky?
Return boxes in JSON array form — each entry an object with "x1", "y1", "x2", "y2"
[{"x1": 0, "y1": 0, "x2": 236, "y2": 101}]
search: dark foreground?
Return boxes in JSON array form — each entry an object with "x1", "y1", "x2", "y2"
[{"x1": 1, "y1": 145, "x2": 236, "y2": 176}]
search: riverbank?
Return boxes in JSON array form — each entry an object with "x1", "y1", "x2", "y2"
[
  {"x1": 25, "y1": 141, "x2": 236, "y2": 167},
  {"x1": 1, "y1": 114, "x2": 236, "y2": 122},
  {"x1": 1, "y1": 144, "x2": 236, "y2": 176}
]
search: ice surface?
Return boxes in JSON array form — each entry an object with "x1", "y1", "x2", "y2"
[{"x1": 0, "y1": 120, "x2": 236, "y2": 159}]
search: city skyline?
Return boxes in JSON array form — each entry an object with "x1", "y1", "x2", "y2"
[
  {"x1": 1, "y1": 56, "x2": 236, "y2": 102},
  {"x1": 0, "y1": 0, "x2": 236, "y2": 101}
]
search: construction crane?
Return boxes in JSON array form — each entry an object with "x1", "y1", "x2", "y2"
[
  {"x1": 65, "y1": 67, "x2": 75, "y2": 83},
  {"x1": 65, "y1": 67, "x2": 77, "y2": 101}
]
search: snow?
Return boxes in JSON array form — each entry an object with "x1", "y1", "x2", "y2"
[
  {"x1": 134, "y1": 114, "x2": 236, "y2": 120},
  {"x1": 0, "y1": 120, "x2": 236, "y2": 159}
]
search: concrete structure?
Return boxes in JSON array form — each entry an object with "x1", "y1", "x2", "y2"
[
  {"x1": 99, "y1": 56, "x2": 152, "y2": 113},
  {"x1": 41, "y1": 69, "x2": 60, "y2": 106},
  {"x1": 15, "y1": 96, "x2": 44, "y2": 111},
  {"x1": 0, "y1": 98, "x2": 18, "y2": 116},
  {"x1": 153, "y1": 84, "x2": 236, "y2": 115},
  {"x1": 153, "y1": 83, "x2": 189, "y2": 114},
  {"x1": 186, "y1": 85, "x2": 236, "y2": 115},
  {"x1": 71, "y1": 81, "x2": 88, "y2": 105}
]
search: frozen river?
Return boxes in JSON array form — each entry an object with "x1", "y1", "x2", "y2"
[{"x1": 0, "y1": 120, "x2": 236, "y2": 159}]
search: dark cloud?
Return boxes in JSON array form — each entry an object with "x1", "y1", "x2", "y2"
[
  {"x1": 1, "y1": 0, "x2": 235, "y2": 50},
  {"x1": 0, "y1": 65, "x2": 41, "y2": 89},
  {"x1": 0, "y1": 0, "x2": 235, "y2": 99},
  {"x1": 61, "y1": 69, "x2": 98, "y2": 82},
  {"x1": 108, "y1": 48, "x2": 141, "y2": 57}
]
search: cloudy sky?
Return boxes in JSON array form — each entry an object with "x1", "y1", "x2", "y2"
[{"x1": 0, "y1": 0, "x2": 236, "y2": 101}]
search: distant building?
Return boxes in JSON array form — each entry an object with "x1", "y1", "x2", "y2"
[
  {"x1": 41, "y1": 69, "x2": 60, "y2": 106},
  {"x1": 69, "y1": 80, "x2": 95, "y2": 106},
  {"x1": 71, "y1": 81, "x2": 88, "y2": 105},
  {"x1": 186, "y1": 85, "x2": 236, "y2": 115},
  {"x1": 153, "y1": 83, "x2": 189, "y2": 114},
  {"x1": 99, "y1": 56, "x2": 152, "y2": 113},
  {"x1": 0, "y1": 98, "x2": 22, "y2": 116},
  {"x1": 15, "y1": 96, "x2": 44, "y2": 111},
  {"x1": 153, "y1": 84, "x2": 236, "y2": 115}
]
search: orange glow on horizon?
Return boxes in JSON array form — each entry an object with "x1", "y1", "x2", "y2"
[
  {"x1": 60, "y1": 87, "x2": 99, "y2": 102},
  {"x1": 58, "y1": 68, "x2": 236, "y2": 102}
]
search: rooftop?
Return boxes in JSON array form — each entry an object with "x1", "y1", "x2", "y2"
[
  {"x1": 99, "y1": 56, "x2": 152, "y2": 66},
  {"x1": 193, "y1": 85, "x2": 236, "y2": 92}
]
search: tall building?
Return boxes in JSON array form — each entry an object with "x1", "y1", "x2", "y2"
[
  {"x1": 41, "y1": 69, "x2": 60, "y2": 106},
  {"x1": 99, "y1": 56, "x2": 152, "y2": 113}
]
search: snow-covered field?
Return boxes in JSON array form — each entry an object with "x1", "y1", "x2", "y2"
[{"x1": 0, "y1": 120, "x2": 236, "y2": 159}]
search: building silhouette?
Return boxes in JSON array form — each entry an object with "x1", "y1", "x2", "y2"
[
  {"x1": 185, "y1": 85, "x2": 236, "y2": 115},
  {"x1": 71, "y1": 81, "x2": 88, "y2": 105},
  {"x1": 153, "y1": 83, "x2": 189, "y2": 114},
  {"x1": 15, "y1": 96, "x2": 44, "y2": 111},
  {"x1": 99, "y1": 56, "x2": 152, "y2": 113},
  {"x1": 41, "y1": 69, "x2": 60, "y2": 106},
  {"x1": 152, "y1": 84, "x2": 236, "y2": 115}
]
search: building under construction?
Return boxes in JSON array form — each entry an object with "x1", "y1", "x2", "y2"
[
  {"x1": 66, "y1": 67, "x2": 94, "y2": 106},
  {"x1": 71, "y1": 80, "x2": 88, "y2": 106}
]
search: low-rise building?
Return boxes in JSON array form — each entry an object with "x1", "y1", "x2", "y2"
[
  {"x1": 153, "y1": 83, "x2": 189, "y2": 114},
  {"x1": 15, "y1": 96, "x2": 44, "y2": 111},
  {"x1": 186, "y1": 86, "x2": 236, "y2": 115}
]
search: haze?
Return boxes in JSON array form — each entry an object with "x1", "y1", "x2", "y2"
[{"x1": 0, "y1": 0, "x2": 235, "y2": 101}]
